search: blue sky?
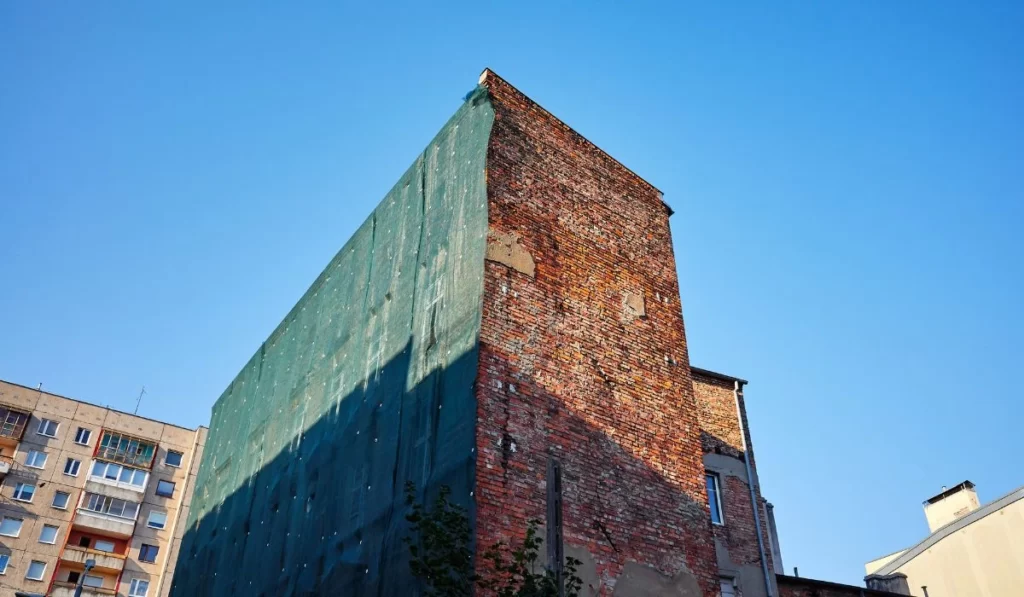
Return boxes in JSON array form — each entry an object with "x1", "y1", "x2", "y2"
[{"x1": 2, "y1": 1, "x2": 1021, "y2": 586}]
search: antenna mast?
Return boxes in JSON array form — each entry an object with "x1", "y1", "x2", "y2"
[{"x1": 134, "y1": 386, "x2": 146, "y2": 415}]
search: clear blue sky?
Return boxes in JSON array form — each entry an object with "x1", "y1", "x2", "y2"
[{"x1": 2, "y1": 1, "x2": 1021, "y2": 586}]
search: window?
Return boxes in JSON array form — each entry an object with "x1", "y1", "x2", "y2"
[
  {"x1": 36, "y1": 418, "x2": 59, "y2": 437},
  {"x1": 129, "y1": 578, "x2": 150, "y2": 597},
  {"x1": 155, "y1": 480, "x2": 175, "y2": 497},
  {"x1": 83, "y1": 574, "x2": 104, "y2": 588},
  {"x1": 52, "y1": 490, "x2": 70, "y2": 509},
  {"x1": 78, "y1": 537, "x2": 91, "y2": 548},
  {"x1": 147, "y1": 510, "x2": 168, "y2": 529},
  {"x1": 164, "y1": 450, "x2": 183, "y2": 467},
  {"x1": 706, "y1": 473, "x2": 724, "y2": 525},
  {"x1": 25, "y1": 449, "x2": 47, "y2": 469},
  {"x1": 0, "y1": 518, "x2": 23, "y2": 537},
  {"x1": 0, "y1": 407, "x2": 29, "y2": 440},
  {"x1": 721, "y1": 579, "x2": 736, "y2": 597},
  {"x1": 82, "y1": 493, "x2": 140, "y2": 520},
  {"x1": 75, "y1": 427, "x2": 92, "y2": 445},
  {"x1": 67, "y1": 571, "x2": 81, "y2": 584},
  {"x1": 94, "y1": 539, "x2": 116, "y2": 553},
  {"x1": 0, "y1": 553, "x2": 9, "y2": 574},
  {"x1": 25, "y1": 560, "x2": 46, "y2": 580},
  {"x1": 64, "y1": 457, "x2": 81, "y2": 477},
  {"x1": 13, "y1": 482, "x2": 35, "y2": 502},
  {"x1": 90, "y1": 461, "x2": 148, "y2": 489},
  {"x1": 38, "y1": 524, "x2": 59, "y2": 544},
  {"x1": 97, "y1": 430, "x2": 156, "y2": 467},
  {"x1": 139, "y1": 543, "x2": 159, "y2": 563}
]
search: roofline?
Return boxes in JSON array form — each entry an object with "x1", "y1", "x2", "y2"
[
  {"x1": 478, "y1": 68, "x2": 673, "y2": 215},
  {"x1": 0, "y1": 378, "x2": 206, "y2": 432},
  {"x1": 876, "y1": 484, "x2": 1024, "y2": 575},
  {"x1": 923, "y1": 480, "x2": 975, "y2": 505},
  {"x1": 776, "y1": 574, "x2": 905, "y2": 597},
  {"x1": 690, "y1": 366, "x2": 749, "y2": 386}
]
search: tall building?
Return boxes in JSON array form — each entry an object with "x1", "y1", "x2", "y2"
[
  {"x1": 0, "y1": 380, "x2": 206, "y2": 597},
  {"x1": 865, "y1": 481, "x2": 1024, "y2": 596}
]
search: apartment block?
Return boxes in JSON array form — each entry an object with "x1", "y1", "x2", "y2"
[{"x1": 0, "y1": 380, "x2": 206, "y2": 597}]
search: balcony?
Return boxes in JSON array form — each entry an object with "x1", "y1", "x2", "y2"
[
  {"x1": 0, "y1": 405, "x2": 30, "y2": 448},
  {"x1": 61, "y1": 545, "x2": 126, "y2": 573},
  {"x1": 73, "y1": 509, "x2": 135, "y2": 538},
  {"x1": 51, "y1": 582, "x2": 118, "y2": 597},
  {"x1": 0, "y1": 454, "x2": 12, "y2": 477}
]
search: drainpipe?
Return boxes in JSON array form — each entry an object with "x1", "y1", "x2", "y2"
[{"x1": 733, "y1": 380, "x2": 774, "y2": 597}]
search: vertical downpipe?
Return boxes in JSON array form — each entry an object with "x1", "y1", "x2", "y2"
[{"x1": 734, "y1": 380, "x2": 774, "y2": 597}]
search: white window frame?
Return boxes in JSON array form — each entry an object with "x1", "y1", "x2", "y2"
[
  {"x1": 164, "y1": 450, "x2": 183, "y2": 467},
  {"x1": 147, "y1": 510, "x2": 168, "y2": 529},
  {"x1": 83, "y1": 574, "x2": 105, "y2": 588},
  {"x1": 38, "y1": 524, "x2": 59, "y2": 544},
  {"x1": 75, "y1": 427, "x2": 92, "y2": 445},
  {"x1": 90, "y1": 460, "x2": 149, "y2": 492},
  {"x1": 52, "y1": 490, "x2": 71, "y2": 510},
  {"x1": 707, "y1": 472, "x2": 725, "y2": 526},
  {"x1": 25, "y1": 449, "x2": 47, "y2": 469},
  {"x1": 0, "y1": 517, "x2": 23, "y2": 537},
  {"x1": 36, "y1": 418, "x2": 59, "y2": 438},
  {"x1": 94, "y1": 539, "x2": 116, "y2": 553},
  {"x1": 25, "y1": 560, "x2": 46, "y2": 581},
  {"x1": 12, "y1": 482, "x2": 35, "y2": 503},
  {"x1": 64, "y1": 457, "x2": 82, "y2": 477},
  {"x1": 0, "y1": 553, "x2": 9, "y2": 574},
  {"x1": 129, "y1": 578, "x2": 150, "y2": 597}
]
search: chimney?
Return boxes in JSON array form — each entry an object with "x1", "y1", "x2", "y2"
[{"x1": 922, "y1": 481, "x2": 980, "y2": 532}]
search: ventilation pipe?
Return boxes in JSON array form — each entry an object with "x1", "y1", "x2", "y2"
[{"x1": 733, "y1": 380, "x2": 774, "y2": 597}]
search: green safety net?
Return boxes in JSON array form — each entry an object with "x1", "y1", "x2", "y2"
[{"x1": 170, "y1": 88, "x2": 494, "y2": 597}]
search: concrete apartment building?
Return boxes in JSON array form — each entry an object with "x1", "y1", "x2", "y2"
[
  {"x1": 0, "y1": 380, "x2": 206, "y2": 597},
  {"x1": 865, "y1": 481, "x2": 1024, "y2": 596},
  {"x1": 168, "y1": 70, "x2": 910, "y2": 597}
]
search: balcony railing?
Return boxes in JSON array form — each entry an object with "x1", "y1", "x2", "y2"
[
  {"x1": 73, "y1": 508, "x2": 136, "y2": 538},
  {"x1": 61, "y1": 545, "x2": 127, "y2": 572},
  {"x1": 51, "y1": 581, "x2": 118, "y2": 597}
]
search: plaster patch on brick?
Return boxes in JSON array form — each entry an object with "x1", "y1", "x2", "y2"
[
  {"x1": 622, "y1": 290, "x2": 646, "y2": 322},
  {"x1": 486, "y1": 229, "x2": 536, "y2": 277},
  {"x1": 613, "y1": 562, "x2": 703, "y2": 597}
]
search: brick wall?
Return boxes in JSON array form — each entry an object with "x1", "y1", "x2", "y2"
[
  {"x1": 473, "y1": 70, "x2": 718, "y2": 596},
  {"x1": 693, "y1": 371, "x2": 776, "y2": 593},
  {"x1": 777, "y1": 575, "x2": 906, "y2": 597}
]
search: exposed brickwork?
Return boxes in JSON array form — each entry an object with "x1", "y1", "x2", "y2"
[
  {"x1": 473, "y1": 70, "x2": 718, "y2": 596},
  {"x1": 693, "y1": 372, "x2": 776, "y2": 584},
  {"x1": 777, "y1": 576, "x2": 906, "y2": 597}
]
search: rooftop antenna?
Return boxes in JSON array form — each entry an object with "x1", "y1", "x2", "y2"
[{"x1": 134, "y1": 386, "x2": 146, "y2": 415}]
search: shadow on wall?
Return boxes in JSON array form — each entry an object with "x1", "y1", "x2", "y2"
[{"x1": 171, "y1": 345, "x2": 718, "y2": 597}]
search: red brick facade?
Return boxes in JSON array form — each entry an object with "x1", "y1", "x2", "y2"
[
  {"x1": 693, "y1": 372, "x2": 777, "y2": 585},
  {"x1": 473, "y1": 70, "x2": 719, "y2": 595}
]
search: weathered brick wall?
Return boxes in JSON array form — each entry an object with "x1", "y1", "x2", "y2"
[
  {"x1": 693, "y1": 373, "x2": 775, "y2": 590},
  {"x1": 473, "y1": 70, "x2": 718, "y2": 596}
]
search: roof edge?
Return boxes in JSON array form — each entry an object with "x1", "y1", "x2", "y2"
[{"x1": 691, "y1": 366, "x2": 749, "y2": 386}]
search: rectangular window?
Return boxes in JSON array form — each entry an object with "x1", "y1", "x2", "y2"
[
  {"x1": 13, "y1": 482, "x2": 35, "y2": 502},
  {"x1": 0, "y1": 553, "x2": 9, "y2": 574},
  {"x1": 129, "y1": 578, "x2": 150, "y2": 597},
  {"x1": 38, "y1": 524, "x2": 59, "y2": 544},
  {"x1": 139, "y1": 543, "x2": 159, "y2": 563},
  {"x1": 83, "y1": 574, "x2": 104, "y2": 588},
  {"x1": 64, "y1": 457, "x2": 82, "y2": 477},
  {"x1": 25, "y1": 449, "x2": 47, "y2": 469},
  {"x1": 97, "y1": 430, "x2": 156, "y2": 468},
  {"x1": 0, "y1": 407, "x2": 29, "y2": 440},
  {"x1": 36, "y1": 418, "x2": 59, "y2": 437},
  {"x1": 91, "y1": 460, "x2": 148, "y2": 489},
  {"x1": 0, "y1": 518, "x2": 23, "y2": 537},
  {"x1": 25, "y1": 560, "x2": 46, "y2": 580},
  {"x1": 147, "y1": 510, "x2": 168, "y2": 529},
  {"x1": 78, "y1": 537, "x2": 91, "y2": 548},
  {"x1": 82, "y1": 493, "x2": 140, "y2": 520},
  {"x1": 156, "y1": 480, "x2": 175, "y2": 497},
  {"x1": 94, "y1": 539, "x2": 116, "y2": 553},
  {"x1": 721, "y1": 579, "x2": 737, "y2": 597},
  {"x1": 68, "y1": 571, "x2": 81, "y2": 584},
  {"x1": 52, "y1": 490, "x2": 70, "y2": 509},
  {"x1": 706, "y1": 472, "x2": 724, "y2": 525},
  {"x1": 75, "y1": 427, "x2": 92, "y2": 445},
  {"x1": 165, "y1": 450, "x2": 183, "y2": 467}
]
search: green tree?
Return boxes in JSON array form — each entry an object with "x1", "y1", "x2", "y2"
[{"x1": 404, "y1": 482, "x2": 583, "y2": 597}]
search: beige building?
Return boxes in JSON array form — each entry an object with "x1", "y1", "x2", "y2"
[
  {"x1": 866, "y1": 481, "x2": 1024, "y2": 597},
  {"x1": 0, "y1": 380, "x2": 206, "y2": 597}
]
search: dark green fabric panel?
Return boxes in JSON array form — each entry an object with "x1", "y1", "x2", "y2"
[{"x1": 170, "y1": 89, "x2": 493, "y2": 597}]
